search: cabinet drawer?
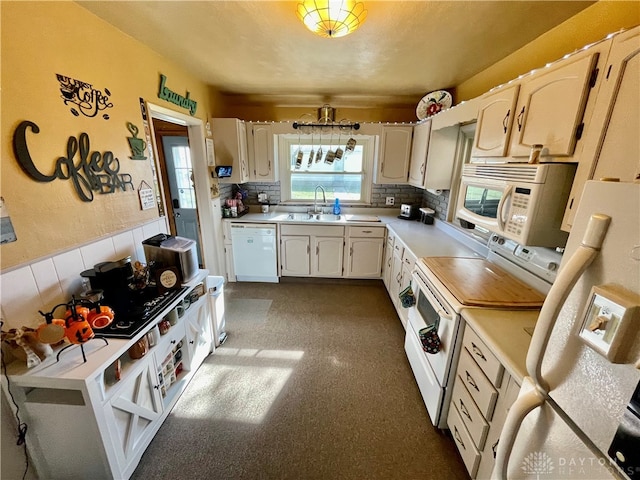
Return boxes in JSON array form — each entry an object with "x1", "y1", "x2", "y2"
[
  {"x1": 393, "y1": 240, "x2": 404, "y2": 258},
  {"x1": 462, "y1": 326, "x2": 504, "y2": 387},
  {"x1": 347, "y1": 226, "x2": 385, "y2": 238},
  {"x1": 402, "y1": 249, "x2": 416, "y2": 269},
  {"x1": 280, "y1": 224, "x2": 344, "y2": 236},
  {"x1": 458, "y1": 348, "x2": 498, "y2": 421},
  {"x1": 448, "y1": 403, "x2": 481, "y2": 478},
  {"x1": 452, "y1": 375, "x2": 489, "y2": 450}
]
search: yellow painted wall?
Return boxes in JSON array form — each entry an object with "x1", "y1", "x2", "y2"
[
  {"x1": 1, "y1": 1, "x2": 216, "y2": 270},
  {"x1": 455, "y1": 1, "x2": 640, "y2": 101}
]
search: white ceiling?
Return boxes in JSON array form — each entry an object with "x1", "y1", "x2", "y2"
[{"x1": 78, "y1": 1, "x2": 595, "y2": 104}]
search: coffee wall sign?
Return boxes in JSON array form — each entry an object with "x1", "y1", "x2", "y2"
[
  {"x1": 126, "y1": 122, "x2": 147, "y2": 160},
  {"x1": 157, "y1": 74, "x2": 197, "y2": 115},
  {"x1": 56, "y1": 74, "x2": 114, "y2": 120},
  {"x1": 13, "y1": 120, "x2": 134, "y2": 202}
]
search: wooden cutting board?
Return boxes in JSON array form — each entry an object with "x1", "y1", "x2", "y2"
[{"x1": 422, "y1": 257, "x2": 545, "y2": 309}]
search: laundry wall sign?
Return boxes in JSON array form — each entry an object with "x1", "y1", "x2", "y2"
[
  {"x1": 157, "y1": 74, "x2": 197, "y2": 115},
  {"x1": 56, "y1": 73, "x2": 114, "y2": 120}
]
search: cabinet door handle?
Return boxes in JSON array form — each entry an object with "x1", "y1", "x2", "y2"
[
  {"x1": 153, "y1": 384, "x2": 160, "y2": 390},
  {"x1": 189, "y1": 340, "x2": 195, "y2": 344},
  {"x1": 471, "y1": 342, "x2": 487, "y2": 361},
  {"x1": 362, "y1": 230, "x2": 372, "y2": 234},
  {"x1": 316, "y1": 245, "x2": 319, "y2": 255},
  {"x1": 453, "y1": 426, "x2": 466, "y2": 450},
  {"x1": 492, "y1": 439, "x2": 499, "y2": 458},
  {"x1": 502, "y1": 109, "x2": 510, "y2": 133},
  {"x1": 307, "y1": 245, "x2": 310, "y2": 254},
  {"x1": 420, "y1": 163, "x2": 425, "y2": 175},
  {"x1": 516, "y1": 106, "x2": 525, "y2": 132},
  {"x1": 459, "y1": 399, "x2": 472, "y2": 422},
  {"x1": 171, "y1": 340, "x2": 177, "y2": 345},
  {"x1": 465, "y1": 371, "x2": 479, "y2": 392}
]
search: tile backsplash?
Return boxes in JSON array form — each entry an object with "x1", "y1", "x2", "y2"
[
  {"x1": 219, "y1": 182, "x2": 429, "y2": 209},
  {"x1": 0, "y1": 218, "x2": 168, "y2": 331}
]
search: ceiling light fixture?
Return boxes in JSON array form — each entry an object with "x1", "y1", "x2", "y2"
[{"x1": 297, "y1": 0, "x2": 367, "y2": 38}]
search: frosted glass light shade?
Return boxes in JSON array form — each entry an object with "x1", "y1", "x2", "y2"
[{"x1": 297, "y1": 0, "x2": 367, "y2": 38}]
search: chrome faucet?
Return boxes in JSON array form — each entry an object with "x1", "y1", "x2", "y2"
[{"x1": 313, "y1": 185, "x2": 326, "y2": 214}]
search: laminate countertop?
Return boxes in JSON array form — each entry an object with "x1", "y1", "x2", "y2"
[{"x1": 460, "y1": 307, "x2": 539, "y2": 384}]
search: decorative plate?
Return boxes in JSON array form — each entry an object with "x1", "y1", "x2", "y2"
[{"x1": 416, "y1": 90, "x2": 453, "y2": 120}]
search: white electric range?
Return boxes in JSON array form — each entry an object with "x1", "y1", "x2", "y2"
[{"x1": 404, "y1": 233, "x2": 562, "y2": 429}]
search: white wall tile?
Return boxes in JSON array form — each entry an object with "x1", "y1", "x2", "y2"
[
  {"x1": 132, "y1": 227, "x2": 146, "y2": 264},
  {"x1": 30, "y1": 258, "x2": 64, "y2": 309},
  {"x1": 80, "y1": 238, "x2": 116, "y2": 269},
  {"x1": 0, "y1": 267, "x2": 42, "y2": 329},
  {"x1": 142, "y1": 221, "x2": 163, "y2": 240},
  {"x1": 112, "y1": 230, "x2": 135, "y2": 261},
  {"x1": 52, "y1": 249, "x2": 85, "y2": 298}
]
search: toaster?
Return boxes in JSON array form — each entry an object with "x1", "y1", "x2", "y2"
[{"x1": 399, "y1": 204, "x2": 418, "y2": 219}]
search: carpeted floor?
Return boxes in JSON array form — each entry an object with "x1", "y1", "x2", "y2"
[{"x1": 132, "y1": 279, "x2": 468, "y2": 480}]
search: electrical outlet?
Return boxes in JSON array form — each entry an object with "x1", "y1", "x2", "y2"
[{"x1": 386, "y1": 197, "x2": 395, "y2": 206}]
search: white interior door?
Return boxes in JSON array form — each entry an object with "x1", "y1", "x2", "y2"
[{"x1": 162, "y1": 135, "x2": 202, "y2": 265}]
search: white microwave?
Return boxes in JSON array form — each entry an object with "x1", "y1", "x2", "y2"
[{"x1": 455, "y1": 163, "x2": 577, "y2": 247}]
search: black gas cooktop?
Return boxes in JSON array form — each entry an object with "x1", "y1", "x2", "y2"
[{"x1": 95, "y1": 287, "x2": 188, "y2": 339}]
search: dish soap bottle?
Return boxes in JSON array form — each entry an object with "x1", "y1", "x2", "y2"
[{"x1": 333, "y1": 198, "x2": 341, "y2": 215}]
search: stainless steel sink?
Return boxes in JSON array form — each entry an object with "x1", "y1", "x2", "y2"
[{"x1": 284, "y1": 213, "x2": 342, "y2": 222}]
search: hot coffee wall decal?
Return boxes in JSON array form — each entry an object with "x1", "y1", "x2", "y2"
[
  {"x1": 126, "y1": 122, "x2": 147, "y2": 160},
  {"x1": 56, "y1": 73, "x2": 114, "y2": 120},
  {"x1": 13, "y1": 120, "x2": 134, "y2": 202},
  {"x1": 157, "y1": 74, "x2": 197, "y2": 115}
]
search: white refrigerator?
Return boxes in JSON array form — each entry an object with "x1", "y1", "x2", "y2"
[{"x1": 494, "y1": 180, "x2": 640, "y2": 480}]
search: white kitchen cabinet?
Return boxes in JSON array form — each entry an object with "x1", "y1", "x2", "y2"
[
  {"x1": 280, "y1": 224, "x2": 345, "y2": 278},
  {"x1": 2, "y1": 274, "x2": 212, "y2": 480},
  {"x1": 211, "y1": 118, "x2": 249, "y2": 183},
  {"x1": 312, "y1": 236, "x2": 344, "y2": 277},
  {"x1": 104, "y1": 355, "x2": 163, "y2": 474},
  {"x1": 507, "y1": 49, "x2": 600, "y2": 159},
  {"x1": 382, "y1": 231, "x2": 394, "y2": 289},
  {"x1": 449, "y1": 323, "x2": 521, "y2": 479},
  {"x1": 471, "y1": 40, "x2": 609, "y2": 163},
  {"x1": 471, "y1": 85, "x2": 520, "y2": 158},
  {"x1": 280, "y1": 235, "x2": 310, "y2": 276},
  {"x1": 398, "y1": 248, "x2": 416, "y2": 327},
  {"x1": 374, "y1": 124, "x2": 413, "y2": 184},
  {"x1": 562, "y1": 25, "x2": 640, "y2": 231},
  {"x1": 185, "y1": 293, "x2": 214, "y2": 369},
  {"x1": 344, "y1": 226, "x2": 385, "y2": 278},
  {"x1": 424, "y1": 125, "x2": 461, "y2": 191},
  {"x1": 222, "y1": 220, "x2": 236, "y2": 282},
  {"x1": 408, "y1": 120, "x2": 432, "y2": 187},
  {"x1": 247, "y1": 122, "x2": 277, "y2": 182}
]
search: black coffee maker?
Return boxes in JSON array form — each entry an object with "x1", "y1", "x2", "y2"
[{"x1": 81, "y1": 257, "x2": 135, "y2": 316}]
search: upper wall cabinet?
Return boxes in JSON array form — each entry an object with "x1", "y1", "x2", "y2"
[
  {"x1": 408, "y1": 120, "x2": 432, "y2": 187},
  {"x1": 374, "y1": 124, "x2": 413, "y2": 184},
  {"x1": 471, "y1": 85, "x2": 520, "y2": 158},
  {"x1": 211, "y1": 118, "x2": 249, "y2": 183},
  {"x1": 471, "y1": 41, "x2": 612, "y2": 163},
  {"x1": 247, "y1": 122, "x2": 277, "y2": 182},
  {"x1": 562, "y1": 25, "x2": 640, "y2": 231}
]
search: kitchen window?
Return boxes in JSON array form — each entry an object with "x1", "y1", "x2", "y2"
[{"x1": 278, "y1": 134, "x2": 375, "y2": 205}]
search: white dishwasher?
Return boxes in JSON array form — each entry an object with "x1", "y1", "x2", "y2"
[{"x1": 230, "y1": 223, "x2": 278, "y2": 282}]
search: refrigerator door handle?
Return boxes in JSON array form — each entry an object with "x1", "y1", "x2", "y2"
[
  {"x1": 526, "y1": 214, "x2": 611, "y2": 392},
  {"x1": 493, "y1": 376, "x2": 546, "y2": 480}
]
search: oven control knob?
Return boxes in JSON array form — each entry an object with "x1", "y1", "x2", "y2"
[
  {"x1": 497, "y1": 237, "x2": 505, "y2": 245},
  {"x1": 547, "y1": 262, "x2": 559, "y2": 272}
]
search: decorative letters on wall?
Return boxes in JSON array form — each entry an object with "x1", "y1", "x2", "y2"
[
  {"x1": 56, "y1": 73, "x2": 114, "y2": 120},
  {"x1": 12, "y1": 121, "x2": 134, "y2": 202},
  {"x1": 157, "y1": 74, "x2": 197, "y2": 115}
]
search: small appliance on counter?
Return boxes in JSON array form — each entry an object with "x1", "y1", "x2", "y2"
[
  {"x1": 142, "y1": 234, "x2": 198, "y2": 284},
  {"x1": 399, "y1": 203, "x2": 419, "y2": 220},
  {"x1": 80, "y1": 257, "x2": 135, "y2": 317}
]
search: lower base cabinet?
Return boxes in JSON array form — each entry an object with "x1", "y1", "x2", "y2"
[
  {"x1": 3, "y1": 274, "x2": 213, "y2": 480},
  {"x1": 448, "y1": 323, "x2": 520, "y2": 479}
]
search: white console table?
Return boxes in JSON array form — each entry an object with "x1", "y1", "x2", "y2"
[{"x1": 2, "y1": 270, "x2": 214, "y2": 479}]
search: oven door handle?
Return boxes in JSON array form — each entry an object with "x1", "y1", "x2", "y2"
[
  {"x1": 413, "y1": 271, "x2": 453, "y2": 322},
  {"x1": 496, "y1": 184, "x2": 513, "y2": 232}
]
